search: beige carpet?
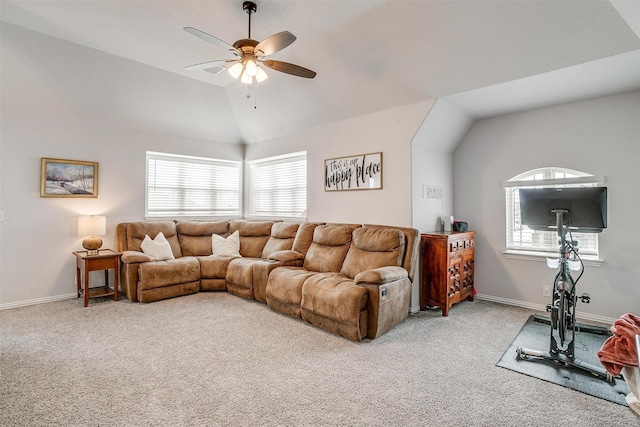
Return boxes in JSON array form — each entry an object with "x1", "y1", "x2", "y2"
[{"x1": 1, "y1": 292, "x2": 638, "y2": 426}]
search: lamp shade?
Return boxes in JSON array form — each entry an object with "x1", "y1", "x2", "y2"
[
  {"x1": 78, "y1": 215, "x2": 106, "y2": 237},
  {"x1": 255, "y1": 66, "x2": 268, "y2": 83},
  {"x1": 228, "y1": 62, "x2": 244, "y2": 79}
]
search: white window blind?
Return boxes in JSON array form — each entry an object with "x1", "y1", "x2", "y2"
[
  {"x1": 146, "y1": 151, "x2": 241, "y2": 218},
  {"x1": 505, "y1": 167, "x2": 603, "y2": 258},
  {"x1": 247, "y1": 152, "x2": 307, "y2": 218}
]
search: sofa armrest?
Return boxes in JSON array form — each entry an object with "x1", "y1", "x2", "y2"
[
  {"x1": 356, "y1": 267, "x2": 411, "y2": 340},
  {"x1": 120, "y1": 251, "x2": 155, "y2": 303},
  {"x1": 354, "y1": 266, "x2": 408, "y2": 285},
  {"x1": 121, "y1": 250, "x2": 155, "y2": 264},
  {"x1": 268, "y1": 250, "x2": 305, "y2": 264}
]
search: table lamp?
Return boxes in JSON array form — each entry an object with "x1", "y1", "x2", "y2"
[{"x1": 78, "y1": 215, "x2": 106, "y2": 255}]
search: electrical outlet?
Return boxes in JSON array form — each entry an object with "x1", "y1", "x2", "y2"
[{"x1": 543, "y1": 285, "x2": 551, "y2": 297}]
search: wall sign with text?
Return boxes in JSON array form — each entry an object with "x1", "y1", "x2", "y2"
[{"x1": 324, "y1": 152, "x2": 383, "y2": 191}]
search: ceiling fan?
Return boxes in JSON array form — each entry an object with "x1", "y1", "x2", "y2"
[{"x1": 183, "y1": 1, "x2": 316, "y2": 84}]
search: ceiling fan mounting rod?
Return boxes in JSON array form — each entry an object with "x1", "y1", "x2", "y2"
[{"x1": 243, "y1": 1, "x2": 257, "y2": 39}]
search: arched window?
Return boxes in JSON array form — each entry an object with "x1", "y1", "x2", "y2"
[{"x1": 504, "y1": 167, "x2": 603, "y2": 258}]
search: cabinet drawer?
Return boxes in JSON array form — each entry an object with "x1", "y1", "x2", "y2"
[
  {"x1": 447, "y1": 262, "x2": 461, "y2": 297},
  {"x1": 85, "y1": 257, "x2": 117, "y2": 270}
]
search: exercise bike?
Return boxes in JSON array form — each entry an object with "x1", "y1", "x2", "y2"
[{"x1": 516, "y1": 209, "x2": 614, "y2": 383}]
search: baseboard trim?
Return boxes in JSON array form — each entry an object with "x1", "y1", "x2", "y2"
[
  {"x1": 475, "y1": 293, "x2": 616, "y2": 325},
  {"x1": 0, "y1": 291, "x2": 617, "y2": 325},
  {"x1": 0, "y1": 293, "x2": 77, "y2": 311}
]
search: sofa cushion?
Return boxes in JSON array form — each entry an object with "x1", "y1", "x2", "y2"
[
  {"x1": 226, "y1": 257, "x2": 260, "y2": 290},
  {"x1": 198, "y1": 256, "x2": 236, "y2": 279},
  {"x1": 302, "y1": 225, "x2": 355, "y2": 273},
  {"x1": 340, "y1": 228, "x2": 405, "y2": 279},
  {"x1": 265, "y1": 267, "x2": 317, "y2": 318},
  {"x1": 364, "y1": 224, "x2": 420, "y2": 282},
  {"x1": 137, "y1": 257, "x2": 200, "y2": 290},
  {"x1": 140, "y1": 232, "x2": 175, "y2": 261},
  {"x1": 300, "y1": 274, "x2": 369, "y2": 337},
  {"x1": 262, "y1": 222, "x2": 299, "y2": 258},
  {"x1": 212, "y1": 230, "x2": 241, "y2": 257},
  {"x1": 126, "y1": 221, "x2": 182, "y2": 259},
  {"x1": 291, "y1": 222, "x2": 324, "y2": 255},
  {"x1": 177, "y1": 220, "x2": 230, "y2": 256},
  {"x1": 229, "y1": 220, "x2": 274, "y2": 258}
]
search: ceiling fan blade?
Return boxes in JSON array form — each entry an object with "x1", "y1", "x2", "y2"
[
  {"x1": 183, "y1": 60, "x2": 236, "y2": 71},
  {"x1": 255, "y1": 31, "x2": 297, "y2": 56},
  {"x1": 262, "y1": 60, "x2": 316, "y2": 79},
  {"x1": 184, "y1": 27, "x2": 238, "y2": 53}
]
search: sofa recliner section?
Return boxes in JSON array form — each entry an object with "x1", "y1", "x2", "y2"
[
  {"x1": 226, "y1": 221, "x2": 299, "y2": 300},
  {"x1": 117, "y1": 221, "x2": 201, "y2": 303},
  {"x1": 298, "y1": 226, "x2": 411, "y2": 341},
  {"x1": 176, "y1": 220, "x2": 233, "y2": 292},
  {"x1": 265, "y1": 224, "x2": 358, "y2": 319},
  {"x1": 116, "y1": 219, "x2": 419, "y2": 341}
]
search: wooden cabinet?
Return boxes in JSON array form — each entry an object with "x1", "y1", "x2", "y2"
[{"x1": 420, "y1": 231, "x2": 475, "y2": 316}]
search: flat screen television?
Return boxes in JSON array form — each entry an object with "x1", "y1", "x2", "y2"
[{"x1": 519, "y1": 187, "x2": 607, "y2": 233}]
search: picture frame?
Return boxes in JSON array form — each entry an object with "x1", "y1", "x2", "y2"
[
  {"x1": 324, "y1": 152, "x2": 383, "y2": 191},
  {"x1": 40, "y1": 158, "x2": 99, "y2": 198}
]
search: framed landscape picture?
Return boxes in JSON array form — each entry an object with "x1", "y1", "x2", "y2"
[
  {"x1": 40, "y1": 158, "x2": 98, "y2": 198},
  {"x1": 324, "y1": 152, "x2": 383, "y2": 191}
]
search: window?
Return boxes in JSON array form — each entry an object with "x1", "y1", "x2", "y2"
[
  {"x1": 246, "y1": 152, "x2": 307, "y2": 218},
  {"x1": 504, "y1": 167, "x2": 603, "y2": 258},
  {"x1": 146, "y1": 151, "x2": 241, "y2": 218}
]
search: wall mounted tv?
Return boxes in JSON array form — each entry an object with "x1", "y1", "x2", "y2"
[{"x1": 518, "y1": 187, "x2": 607, "y2": 233}]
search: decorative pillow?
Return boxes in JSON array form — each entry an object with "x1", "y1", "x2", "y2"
[
  {"x1": 212, "y1": 230, "x2": 241, "y2": 257},
  {"x1": 140, "y1": 232, "x2": 175, "y2": 261}
]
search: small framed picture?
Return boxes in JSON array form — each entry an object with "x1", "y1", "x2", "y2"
[{"x1": 40, "y1": 158, "x2": 99, "y2": 198}]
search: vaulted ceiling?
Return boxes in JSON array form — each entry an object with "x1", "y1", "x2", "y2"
[{"x1": 2, "y1": 0, "x2": 639, "y2": 144}]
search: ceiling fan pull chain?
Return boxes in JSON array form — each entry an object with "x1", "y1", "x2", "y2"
[{"x1": 246, "y1": 88, "x2": 258, "y2": 109}]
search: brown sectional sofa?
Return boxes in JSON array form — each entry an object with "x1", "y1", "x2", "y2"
[{"x1": 116, "y1": 219, "x2": 419, "y2": 341}]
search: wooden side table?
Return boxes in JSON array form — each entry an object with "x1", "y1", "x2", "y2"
[{"x1": 73, "y1": 249, "x2": 121, "y2": 307}]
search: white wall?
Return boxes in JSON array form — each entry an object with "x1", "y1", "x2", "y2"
[
  {"x1": 411, "y1": 100, "x2": 474, "y2": 233},
  {"x1": 410, "y1": 100, "x2": 474, "y2": 312},
  {"x1": 0, "y1": 24, "x2": 242, "y2": 307},
  {"x1": 453, "y1": 91, "x2": 640, "y2": 320},
  {"x1": 245, "y1": 100, "x2": 435, "y2": 227}
]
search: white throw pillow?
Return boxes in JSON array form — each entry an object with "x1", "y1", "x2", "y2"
[
  {"x1": 140, "y1": 232, "x2": 175, "y2": 261},
  {"x1": 212, "y1": 230, "x2": 241, "y2": 257}
]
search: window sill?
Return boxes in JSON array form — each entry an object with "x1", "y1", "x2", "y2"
[
  {"x1": 144, "y1": 215, "x2": 243, "y2": 222},
  {"x1": 502, "y1": 250, "x2": 603, "y2": 267},
  {"x1": 244, "y1": 215, "x2": 307, "y2": 222}
]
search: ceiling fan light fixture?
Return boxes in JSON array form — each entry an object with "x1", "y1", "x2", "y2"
[
  {"x1": 255, "y1": 66, "x2": 268, "y2": 83},
  {"x1": 228, "y1": 62, "x2": 244, "y2": 79},
  {"x1": 241, "y1": 70, "x2": 253, "y2": 84},
  {"x1": 245, "y1": 59, "x2": 258, "y2": 77}
]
